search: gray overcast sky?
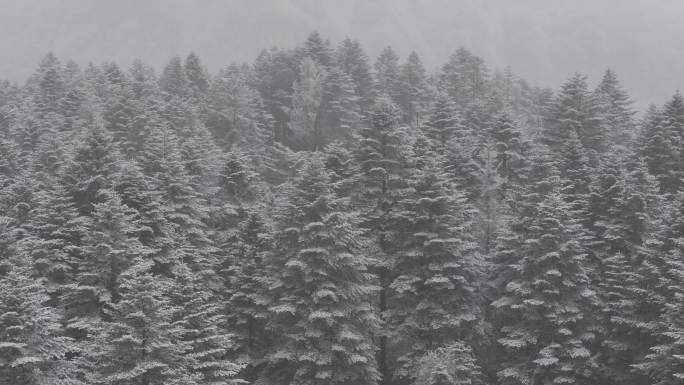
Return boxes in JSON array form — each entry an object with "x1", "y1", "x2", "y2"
[{"x1": 1, "y1": 0, "x2": 683, "y2": 109}]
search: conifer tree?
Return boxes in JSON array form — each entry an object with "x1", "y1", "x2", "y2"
[
  {"x1": 586, "y1": 149, "x2": 657, "y2": 263},
  {"x1": 0, "y1": 80, "x2": 17, "y2": 132},
  {"x1": 208, "y1": 162, "x2": 268, "y2": 332},
  {"x1": 544, "y1": 73, "x2": 604, "y2": 156},
  {"x1": 59, "y1": 64, "x2": 89, "y2": 134},
  {"x1": 635, "y1": 213, "x2": 684, "y2": 385},
  {"x1": 264, "y1": 156, "x2": 379, "y2": 385},
  {"x1": 336, "y1": 38, "x2": 375, "y2": 111},
  {"x1": 639, "y1": 105, "x2": 678, "y2": 194},
  {"x1": 299, "y1": 31, "x2": 334, "y2": 68},
  {"x1": 60, "y1": 125, "x2": 122, "y2": 217},
  {"x1": 62, "y1": 193, "x2": 151, "y2": 329},
  {"x1": 594, "y1": 69, "x2": 635, "y2": 146},
  {"x1": 223, "y1": 211, "x2": 273, "y2": 382},
  {"x1": 34, "y1": 53, "x2": 65, "y2": 116},
  {"x1": 210, "y1": 151, "x2": 261, "y2": 237},
  {"x1": 353, "y1": 99, "x2": 412, "y2": 384},
  {"x1": 490, "y1": 111, "x2": 526, "y2": 192},
  {"x1": 471, "y1": 138, "x2": 504, "y2": 253},
  {"x1": 103, "y1": 62, "x2": 127, "y2": 87},
  {"x1": 0, "y1": 266, "x2": 79, "y2": 385},
  {"x1": 423, "y1": 93, "x2": 464, "y2": 152},
  {"x1": 658, "y1": 92, "x2": 684, "y2": 193},
  {"x1": 492, "y1": 152, "x2": 597, "y2": 385},
  {"x1": 581, "y1": 149, "x2": 662, "y2": 385},
  {"x1": 0, "y1": 173, "x2": 35, "y2": 240},
  {"x1": 142, "y1": 125, "x2": 236, "y2": 383},
  {"x1": 0, "y1": 137, "x2": 20, "y2": 189},
  {"x1": 439, "y1": 48, "x2": 490, "y2": 108},
  {"x1": 94, "y1": 259, "x2": 193, "y2": 385},
  {"x1": 102, "y1": 85, "x2": 138, "y2": 155},
  {"x1": 103, "y1": 66, "x2": 162, "y2": 159},
  {"x1": 172, "y1": 264, "x2": 243, "y2": 385},
  {"x1": 374, "y1": 47, "x2": 401, "y2": 103},
  {"x1": 558, "y1": 133, "x2": 593, "y2": 226},
  {"x1": 290, "y1": 57, "x2": 325, "y2": 150},
  {"x1": 206, "y1": 64, "x2": 259, "y2": 147},
  {"x1": 63, "y1": 60, "x2": 82, "y2": 88},
  {"x1": 597, "y1": 250, "x2": 652, "y2": 385},
  {"x1": 397, "y1": 52, "x2": 431, "y2": 127},
  {"x1": 159, "y1": 56, "x2": 188, "y2": 98},
  {"x1": 113, "y1": 160, "x2": 168, "y2": 252},
  {"x1": 184, "y1": 52, "x2": 210, "y2": 100},
  {"x1": 413, "y1": 343, "x2": 483, "y2": 385},
  {"x1": 141, "y1": 125, "x2": 216, "y2": 276},
  {"x1": 12, "y1": 106, "x2": 44, "y2": 162},
  {"x1": 25, "y1": 182, "x2": 87, "y2": 292},
  {"x1": 443, "y1": 118, "x2": 482, "y2": 204},
  {"x1": 322, "y1": 66, "x2": 362, "y2": 143},
  {"x1": 141, "y1": 133, "x2": 223, "y2": 385},
  {"x1": 252, "y1": 48, "x2": 298, "y2": 137},
  {"x1": 323, "y1": 140, "x2": 358, "y2": 199},
  {"x1": 128, "y1": 60, "x2": 160, "y2": 101},
  {"x1": 47, "y1": 193, "x2": 149, "y2": 385},
  {"x1": 388, "y1": 144, "x2": 482, "y2": 382},
  {"x1": 178, "y1": 120, "x2": 223, "y2": 197}
]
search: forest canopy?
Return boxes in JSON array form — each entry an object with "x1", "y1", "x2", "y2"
[{"x1": 0, "y1": 31, "x2": 681, "y2": 385}]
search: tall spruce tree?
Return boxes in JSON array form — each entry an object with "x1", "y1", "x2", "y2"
[
  {"x1": 290, "y1": 57, "x2": 325, "y2": 150},
  {"x1": 594, "y1": 69, "x2": 635, "y2": 146},
  {"x1": 223, "y1": 210, "x2": 273, "y2": 382},
  {"x1": 544, "y1": 73, "x2": 604, "y2": 157},
  {"x1": 336, "y1": 38, "x2": 375, "y2": 112},
  {"x1": 60, "y1": 125, "x2": 122, "y2": 217},
  {"x1": 252, "y1": 48, "x2": 299, "y2": 139},
  {"x1": 299, "y1": 31, "x2": 334, "y2": 68},
  {"x1": 657, "y1": 92, "x2": 684, "y2": 193},
  {"x1": 635, "y1": 204, "x2": 684, "y2": 385},
  {"x1": 439, "y1": 48, "x2": 490, "y2": 109},
  {"x1": 583, "y1": 149, "x2": 662, "y2": 385},
  {"x1": 397, "y1": 52, "x2": 431, "y2": 127},
  {"x1": 352, "y1": 98, "x2": 413, "y2": 385},
  {"x1": 321, "y1": 65, "x2": 362, "y2": 144},
  {"x1": 172, "y1": 263, "x2": 243, "y2": 385},
  {"x1": 34, "y1": 53, "x2": 65, "y2": 116},
  {"x1": 413, "y1": 343, "x2": 484, "y2": 385},
  {"x1": 184, "y1": 52, "x2": 210, "y2": 100},
  {"x1": 93, "y1": 259, "x2": 193, "y2": 385},
  {"x1": 159, "y1": 56, "x2": 188, "y2": 98},
  {"x1": 205, "y1": 64, "x2": 260, "y2": 147},
  {"x1": 423, "y1": 92, "x2": 464, "y2": 153},
  {"x1": 388, "y1": 143, "x2": 482, "y2": 382},
  {"x1": 0, "y1": 266, "x2": 80, "y2": 385},
  {"x1": 491, "y1": 150, "x2": 597, "y2": 385},
  {"x1": 639, "y1": 105, "x2": 679, "y2": 194},
  {"x1": 374, "y1": 47, "x2": 401, "y2": 103},
  {"x1": 263, "y1": 156, "x2": 380, "y2": 385}
]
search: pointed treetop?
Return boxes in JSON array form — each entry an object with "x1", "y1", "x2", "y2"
[
  {"x1": 184, "y1": 52, "x2": 210, "y2": 96},
  {"x1": 301, "y1": 31, "x2": 334, "y2": 67},
  {"x1": 160, "y1": 56, "x2": 187, "y2": 97},
  {"x1": 664, "y1": 90, "x2": 684, "y2": 121}
]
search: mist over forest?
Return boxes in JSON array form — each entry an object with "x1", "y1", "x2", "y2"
[{"x1": 2, "y1": 0, "x2": 684, "y2": 109}]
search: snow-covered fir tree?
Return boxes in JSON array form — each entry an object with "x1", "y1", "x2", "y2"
[
  {"x1": 263, "y1": 156, "x2": 380, "y2": 385},
  {"x1": 491, "y1": 151, "x2": 597, "y2": 385},
  {"x1": 352, "y1": 98, "x2": 412, "y2": 385}
]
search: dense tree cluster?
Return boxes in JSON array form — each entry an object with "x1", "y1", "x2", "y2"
[{"x1": 0, "y1": 31, "x2": 681, "y2": 385}]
